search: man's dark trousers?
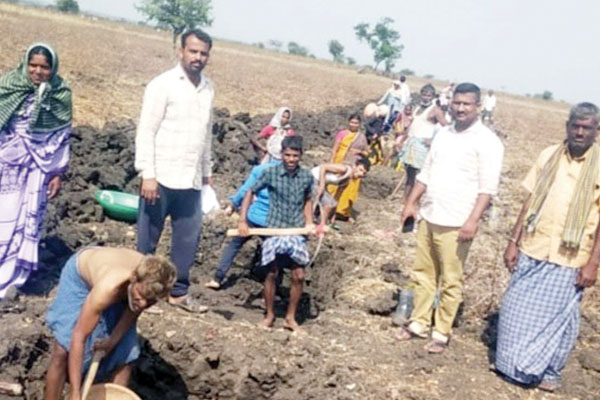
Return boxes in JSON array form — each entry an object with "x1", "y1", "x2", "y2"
[{"x1": 137, "y1": 184, "x2": 203, "y2": 297}]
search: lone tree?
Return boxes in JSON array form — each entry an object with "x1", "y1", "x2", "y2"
[
  {"x1": 535, "y1": 90, "x2": 554, "y2": 101},
  {"x1": 288, "y1": 42, "x2": 310, "y2": 57},
  {"x1": 56, "y1": 0, "x2": 79, "y2": 13},
  {"x1": 328, "y1": 40, "x2": 345, "y2": 63},
  {"x1": 137, "y1": 0, "x2": 213, "y2": 45},
  {"x1": 354, "y1": 18, "x2": 404, "y2": 72}
]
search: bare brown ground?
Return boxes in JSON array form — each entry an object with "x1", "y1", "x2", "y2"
[{"x1": 0, "y1": 3, "x2": 598, "y2": 400}]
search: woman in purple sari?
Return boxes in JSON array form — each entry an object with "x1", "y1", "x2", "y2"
[{"x1": 0, "y1": 43, "x2": 72, "y2": 298}]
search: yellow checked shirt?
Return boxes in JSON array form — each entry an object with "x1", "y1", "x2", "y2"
[{"x1": 520, "y1": 144, "x2": 600, "y2": 268}]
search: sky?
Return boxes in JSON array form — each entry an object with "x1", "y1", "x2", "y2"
[{"x1": 31, "y1": 0, "x2": 600, "y2": 105}]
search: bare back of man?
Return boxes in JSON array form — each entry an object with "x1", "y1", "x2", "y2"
[{"x1": 78, "y1": 248, "x2": 143, "y2": 295}]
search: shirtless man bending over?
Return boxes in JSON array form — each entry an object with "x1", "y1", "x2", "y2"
[{"x1": 44, "y1": 247, "x2": 176, "y2": 400}]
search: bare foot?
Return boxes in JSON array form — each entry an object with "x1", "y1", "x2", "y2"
[
  {"x1": 283, "y1": 318, "x2": 305, "y2": 334},
  {"x1": 258, "y1": 315, "x2": 275, "y2": 329},
  {"x1": 168, "y1": 296, "x2": 208, "y2": 313},
  {"x1": 204, "y1": 279, "x2": 221, "y2": 290}
]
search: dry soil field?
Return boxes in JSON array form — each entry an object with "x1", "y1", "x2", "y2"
[{"x1": 0, "y1": 3, "x2": 598, "y2": 400}]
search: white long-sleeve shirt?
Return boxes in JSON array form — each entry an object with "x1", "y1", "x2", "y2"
[
  {"x1": 417, "y1": 120, "x2": 504, "y2": 227},
  {"x1": 135, "y1": 64, "x2": 214, "y2": 190}
]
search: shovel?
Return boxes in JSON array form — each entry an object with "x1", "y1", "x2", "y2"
[{"x1": 81, "y1": 351, "x2": 104, "y2": 400}]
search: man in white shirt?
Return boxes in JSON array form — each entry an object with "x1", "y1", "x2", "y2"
[
  {"x1": 397, "y1": 82, "x2": 504, "y2": 353},
  {"x1": 482, "y1": 90, "x2": 497, "y2": 123},
  {"x1": 134, "y1": 29, "x2": 215, "y2": 312},
  {"x1": 399, "y1": 75, "x2": 411, "y2": 108}
]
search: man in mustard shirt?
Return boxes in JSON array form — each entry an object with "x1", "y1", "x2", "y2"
[{"x1": 496, "y1": 102, "x2": 600, "y2": 392}]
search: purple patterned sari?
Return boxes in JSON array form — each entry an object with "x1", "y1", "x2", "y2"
[{"x1": 0, "y1": 94, "x2": 70, "y2": 297}]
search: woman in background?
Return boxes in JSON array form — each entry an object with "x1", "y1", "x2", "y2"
[
  {"x1": 251, "y1": 107, "x2": 296, "y2": 163},
  {"x1": 327, "y1": 113, "x2": 368, "y2": 223}
]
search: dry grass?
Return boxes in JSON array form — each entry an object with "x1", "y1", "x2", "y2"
[{"x1": 0, "y1": 3, "x2": 468, "y2": 127}]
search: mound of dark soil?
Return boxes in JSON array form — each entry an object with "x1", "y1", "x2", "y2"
[{"x1": 5, "y1": 103, "x2": 385, "y2": 399}]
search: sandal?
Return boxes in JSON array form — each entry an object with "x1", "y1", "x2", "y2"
[
  {"x1": 424, "y1": 339, "x2": 448, "y2": 354},
  {"x1": 538, "y1": 381, "x2": 561, "y2": 392},
  {"x1": 394, "y1": 326, "x2": 421, "y2": 342},
  {"x1": 169, "y1": 296, "x2": 208, "y2": 313}
]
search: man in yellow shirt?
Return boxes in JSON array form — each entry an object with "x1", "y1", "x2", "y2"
[{"x1": 496, "y1": 102, "x2": 600, "y2": 392}]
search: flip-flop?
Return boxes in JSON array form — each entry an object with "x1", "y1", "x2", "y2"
[
  {"x1": 537, "y1": 381, "x2": 561, "y2": 392},
  {"x1": 169, "y1": 297, "x2": 208, "y2": 313},
  {"x1": 424, "y1": 339, "x2": 448, "y2": 354}
]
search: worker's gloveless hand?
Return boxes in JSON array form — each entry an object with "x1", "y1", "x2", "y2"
[
  {"x1": 47, "y1": 175, "x2": 61, "y2": 199},
  {"x1": 458, "y1": 219, "x2": 478, "y2": 242},
  {"x1": 503, "y1": 242, "x2": 519, "y2": 273},
  {"x1": 577, "y1": 262, "x2": 598, "y2": 288},
  {"x1": 238, "y1": 221, "x2": 250, "y2": 237},
  {"x1": 140, "y1": 178, "x2": 159, "y2": 205}
]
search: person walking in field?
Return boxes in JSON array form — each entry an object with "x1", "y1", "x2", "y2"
[
  {"x1": 378, "y1": 79, "x2": 403, "y2": 113},
  {"x1": 398, "y1": 75, "x2": 411, "y2": 109},
  {"x1": 401, "y1": 84, "x2": 447, "y2": 196},
  {"x1": 495, "y1": 102, "x2": 600, "y2": 392},
  {"x1": 397, "y1": 83, "x2": 504, "y2": 353},
  {"x1": 238, "y1": 136, "x2": 320, "y2": 332},
  {"x1": 0, "y1": 43, "x2": 71, "y2": 298},
  {"x1": 44, "y1": 247, "x2": 176, "y2": 400},
  {"x1": 134, "y1": 29, "x2": 214, "y2": 313},
  {"x1": 481, "y1": 90, "x2": 497, "y2": 123}
]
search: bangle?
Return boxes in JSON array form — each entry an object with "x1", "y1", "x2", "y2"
[{"x1": 508, "y1": 237, "x2": 519, "y2": 244}]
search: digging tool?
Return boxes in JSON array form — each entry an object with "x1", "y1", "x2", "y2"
[
  {"x1": 81, "y1": 351, "x2": 104, "y2": 400},
  {"x1": 389, "y1": 172, "x2": 406, "y2": 198},
  {"x1": 226, "y1": 226, "x2": 328, "y2": 237}
]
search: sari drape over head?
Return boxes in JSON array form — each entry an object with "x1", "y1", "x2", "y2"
[{"x1": 0, "y1": 43, "x2": 72, "y2": 297}]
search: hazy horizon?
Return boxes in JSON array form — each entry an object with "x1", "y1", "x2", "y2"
[{"x1": 25, "y1": 0, "x2": 600, "y2": 105}]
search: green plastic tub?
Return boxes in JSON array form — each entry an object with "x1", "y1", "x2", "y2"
[{"x1": 94, "y1": 190, "x2": 139, "y2": 222}]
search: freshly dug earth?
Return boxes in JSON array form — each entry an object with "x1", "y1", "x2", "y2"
[
  {"x1": 0, "y1": 4, "x2": 598, "y2": 400},
  {"x1": 0, "y1": 104, "x2": 599, "y2": 400}
]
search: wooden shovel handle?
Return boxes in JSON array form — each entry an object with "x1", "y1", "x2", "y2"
[
  {"x1": 226, "y1": 226, "x2": 329, "y2": 237},
  {"x1": 226, "y1": 227, "x2": 313, "y2": 237},
  {"x1": 82, "y1": 351, "x2": 104, "y2": 400}
]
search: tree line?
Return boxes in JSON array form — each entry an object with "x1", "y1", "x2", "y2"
[{"x1": 42, "y1": 0, "x2": 558, "y2": 96}]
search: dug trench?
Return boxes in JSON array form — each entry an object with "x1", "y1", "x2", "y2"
[{"x1": 1, "y1": 105, "x2": 599, "y2": 400}]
